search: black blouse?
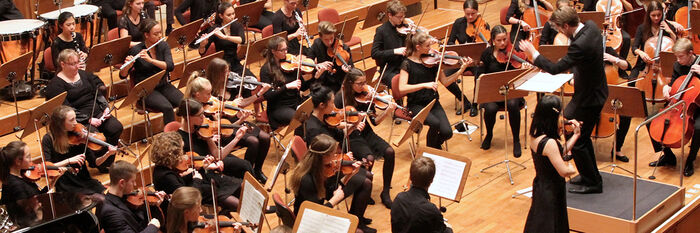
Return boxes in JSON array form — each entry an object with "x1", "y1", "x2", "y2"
[
  {"x1": 259, "y1": 62, "x2": 304, "y2": 109},
  {"x1": 295, "y1": 115, "x2": 345, "y2": 144},
  {"x1": 123, "y1": 41, "x2": 175, "y2": 89},
  {"x1": 447, "y1": 17, "x2": 490, "y2": 45},
  {"x1": 118, "y1": 15, "x2": 145, "y2": 42},
  {"x1": 41, "y1": 134, "x2": 105, "y2": 194},
  {"x1": 0, "y1": 175, "x2": 44, "y2": 205},
  {"x1": 308, "y1": 38, "x2": 353, "y2": 91},
  {"x1": 205, "y1": 21, "x2": 246, "y2": 71},
  {"x1": 293, "y1": 173, "x2": 337, "y2": 215},
  {"x1": 272, "y1": 9, "x2": 303, "y2": 55},
  {"x1": 45, "y1": 70, "x2": 108, "y2": 124},
  {"x1": 476, "y1": 46, "x2": 519, "y2": 78},
  {"x1": 401, "y1": 59, "x2": 439, "y2": 106},
  {"x1": 177, "y1": 129, "x2": 210, "y2": 158},
  {"x1": 51, "y1": 32, "x2": 88, "y2": 65},
  {"x1": 174, "y1": 0, "x2": 218, "y2": 25}
]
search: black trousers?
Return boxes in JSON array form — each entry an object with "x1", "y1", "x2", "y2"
[
  {"x1": 408, "y1": 101, "x2": 452, "y2": 149},
  {"x1": 269, "y1": 104, "x2": 296, "y2": 130},
  {"x1": 482, "y1": 98, "x2": 524, "y2": 143},
  {"x1": 566, "y1": 105, "x2": 604, "y2": 186},
  {"x1": 145, "y1": 83, "x2": 183, "y2": 124}
]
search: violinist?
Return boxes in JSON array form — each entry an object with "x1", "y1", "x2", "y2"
[
  {"x1": 45, "y1": 49, "x2": 124, "y2": 173},
  {"x1": 444, "y1": 0, "x2": 482, "y2": 116},
  {"x1": 0, "y1": 141, "x2": 65, "y2": 205},
  {"x1": 42, "y1": 105, "x2": 110, "y2": 195},
  {"x1": 166, "y1": 186, "x2": 244, "y2": 233},
  {"x1": 296, "y1": 84, "x2": 357, "y2": 143},
  {"x1": 307, "y1": 21, "x2": 352, "y2": 92},
  {"x1": 272, "y1": 0, "x2": 308, "y2": 55},
  {"x1": 289, "y1": 134, "x2": 376, "y2": 233},
  {"x1": 630, "y1": 1, "x2": 680, "y2": 79},
  {"x1": 476, "y1": 25, "x2": 529, "y2": 157},
  {"x1": 651, "y1": 38, "x2": 700, "y2": 176},
  {"x1": 338, "y1": 68, "x2": 396, "y2": 209},
  {"x1": 398, "y1": 30, "x2": 473, "y2": 149},
  {"x1": 51, "y1": 12, "x2": 88, "y2": 69},
  {"x1": 260, "y1": 36, "x2": 307, "y2": 130},
  {"x1": 371, "y1": 0, "x2": 408, "y2": 89},
  {"x1": 507, "y1": 0, "x2": 554, "y2": 47},
  {"x1": 519, "y1": 6, "x2": 607, "y2": 194},
  {"x1": 198, "y1": 2, "x2": 256, "y2": 78},
  {"x1": 118, "y1": 0, "x2": 154, "y2": 47},
  {"x1": 119, "y1": 18, "x2": 184, "y2": 125},
  {"x1": 151, "y1": 131, "x2": 243, "y2": 214},
  {"x1": 96, "y1": 161, "x2": 165, "y2": 233}
]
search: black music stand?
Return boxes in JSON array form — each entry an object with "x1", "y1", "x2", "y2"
[
  {"x1": 283, "y1": 97, "x2": 313, "y2": 137},
  {"x1": 166, "y1": 19, "x2": 203, "y2": 65},
  {"x1": 118, "y1": 71, "x2": 166, "y2": 143},
  {"x1": 475, "y1": 69, "x2": 530, "y2": 185},
  {"x1": 177, "y1": 51, "x2": 224, "y2": 88},
  {"x1": 237, "y1": 32, "x2": 288, "y2": 64},
  {"x1": 235, "y1": 1, "x2": 266, "y2": 27},
  {"x1": 362, "y1": 0, "x2": 390, "y2": 29},
  {"x1": 333, "y1": 16, "x2": 359, "y2": 43},
  {"x1": 597, "y1": 86, "x2": 646, "y2": 176},
  {"x1": 0, "y1": 52, "x2": 33, "y2": 132},
  {"x1": 392, "y1": 99, "x2": 436, "y2": 158},
  {"x1": 85, "y1": 36, "x2": 131, "y2": 102}
]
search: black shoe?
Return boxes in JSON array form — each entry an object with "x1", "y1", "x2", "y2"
[
  {"x1": 513, "y1": 141, "x2": 522, "y2": 158},
  {"x1": 380, "y1": 190, "x2": 392, "y2": 209},
  {"x1": 649, "y1": 157, "x2": 676, "y2": 167},
  {"x1": 469, "y1": 104, "x2": 478, "y2": 117},
  {"x1": 456, "y1": 109, "x2": 462, "y2": 115},
  {"x1": 615, "y1": 154, "x2": 629, "y2": 163},
  {"x1": 265, "y1": 205, "x2": 277, "y2": 214},
  {"x1": 368, "y1": 197, "x2": 375, "y2": 205},
  {"x1": 569, "y1": 176, "x2": 584, "y2": 185},
  {"x1": 562, "y1": 154, "x2": 573, "y2": 161},
  {"x1": 358, "y1": 224, "x2": 377, "y2": 233},
  {"x1": 255, "y1": 170, "x2": 268, "y2": 185},
  {"x1": 360, "y1": 216, "x2": 372, "y2": 225},
  {"x1": 481, "y1": 134, "x2": 492, "y2": 150},
  {"x1": 395, "y1": 120, "x2": 402, "y2": 125},
  {"x1": 684, "y1": 163, "x2": 695, "y2": 177},
  {"x1": 568, "y1": 184, "x2": 603, "y2": 194}
]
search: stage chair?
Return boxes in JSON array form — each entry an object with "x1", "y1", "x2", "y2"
[
  {"x1": 500, "y1": 6, "x2": 510, "y2": 25},
  {"x1": 106, "y1": 28, "x2": 120, "y2": 42},
  {"x1": 42, "y1": 47, "x2": 55, "y2": 73},
  {"x1": 290, "y1": 135, "x2": 307, "y2": 162},
  {"x1": 317, "y1": 8, "x2": 362, "y2": 47},
  {"x1": 273, "y1": 193, "x2": 296, "y2": 228},
  {"x1": 262, "y1": 25, "x2": 274, "y2": 38},
  {"x1": 163, "y1": 121, "x2": 181, "y2": 132}
]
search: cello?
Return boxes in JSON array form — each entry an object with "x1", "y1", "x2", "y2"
[
  {"x1": 674, "y1": 0, "x2": 700, "y2": 53},
  {"x1": 596, "y1": 0, "x2": 624, "y2": 51},
  {"x1": 637, "y1": 9, "x2": 674, "y2": 103},
  {"x1": 649, "y1": 56, "x2": 700, "y2": 148},
  {"x1": 522, "y1": 0, "x2": 551, "y2": 49}
]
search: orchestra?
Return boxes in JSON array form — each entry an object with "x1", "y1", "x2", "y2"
[{"x1": 4, "y1": 0, "x2": 700, "y2": 232}]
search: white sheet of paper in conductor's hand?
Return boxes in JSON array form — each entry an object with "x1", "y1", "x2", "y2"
[
  {"x1": 516, "y1": 72, "x2": 574, "y2": 93},
  {"x1": 423, "y1": 153, "x2": 467, "y2": 200},
  {"x1": 239, "y1": 180, "x2": 265, "y2": 226},
  {"x1": 296, "y1": 208, "x2": 352, "y2": 233}
]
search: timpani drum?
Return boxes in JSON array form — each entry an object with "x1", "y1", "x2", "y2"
[
  {"x1": 0, "y1": 19, "x2": 45, "y2": 63},
  {"x1": 39, "y1": 4, "x2": 100, "y2": 47}
]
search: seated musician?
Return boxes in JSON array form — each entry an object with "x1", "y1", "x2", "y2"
[
  {"x1": 0, "y1": 141, "x2": 65, "y2": 205},
  {"x1": 651, "y1": 38, "x2": 700, "y2": 176},
  {"x1": 605, "y1": 44, "x2": 632, "y2": 163},
  {"x1": 507, "y1": 0, "x2": 554, "y2": 47},
  {"x1": 371, "y1": 0, "x2": 408, "y2": 89},
  {"x1": 95, "y1": 0, "x2": 155, "y2": 30},
  {"x1": 51, "y1": 12, "x2": 88, "y2": 70},
  {"x1": 166, "y1": 186, "x2": 243, "y2": 233},
  {"x1": 337, "y1": 68, "x2": 396, "y2": 209},
  {"x1": 0, "y1": 0, "x2": 23, "y2": 21},
  {"x1": 398, "y1": 31, "x2": 472, "y2": 149},
  {"x1": 46, "y1": 49, "x2": 124, "y2": 173},
  {"x1": 272, "y1": 0, "x2": 308, "y2": 55},
  {"x1": 119, "y1": 0, "x2": 155, "y2": 47},
  {"x1": 120, "y1": 19, "x2": 184, "y2": 125},
  {"x1": 239, "y1": 0, "x2": 275, "y2": 29},
  {"x1": 151, "y1": 131, "x2": 243, "y2": 213},
  {"x1": 96, "y1": 161, "x2": 165, "y2": 233},
  {"x1": 199, "y1": 1, "x2": 256, "y2": 78},
  {"x1": 307, "y1": 21, "x2": 352, "y2": 92},
  {"x1": 390, "y1": 156, "x2": 453, "y2": 233},
  {"x1": 42, "y1": 105, "x2": 110, "y2": 197},
  {"x1": 539, "y1": 0, "x2": 572, "y2": 46},
  {"x1": 290, "y1": 134, "x2": 376, "y2": 233},
  {"x1": 175, "y1": 0, "x2": 217, "y2": 26},
  {"x1": 205, "y1": 57, "x2": 271, "y2": 104},
  {"x1": 259, "y1": 36, "x2": 309, "y2": 130}
]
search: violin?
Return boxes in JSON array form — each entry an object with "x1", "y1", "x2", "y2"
[
  {"x1": 354, "y1": 85, "x2": 411, "y2": 112},
  {"x1": 495, "y1": 43, "x2": 530, "y2": 69},
  {"x1": 466, "y1": 15, "x2": 490, "y2": 43},
  {"x1": 396, "y1": 18, "x2": 417, "y2": 35},
  {"x1": 21, "y1": 162, "x2": 74, "y2": 181},
  {"x1": 638, "y1": 9, "x2": 674, "y2": 102},
  {"x1": 226, "y1": 73, "x2": 264, "y2": 90},
  {"x1": 280, "y1": 53, "x2": 316, "y2": 73},
  {"x1": 203, "y1": 97, "x2": 248, "y2": 117},
  {"x1": 176, "y1": 151, "x2": 205, "y2": 172},
  {"x1": 125, "y1": 187, "x2": 168, "y2": 208},
  {"x1": 196, "y1": 118, "x2": 250, "y2": 138},
  {"x1": 328, "y1": 39, "x2": 351, "y2": 68},
  {"x1": 323, "y1": 106, "x2": 361, "y2": 126},
  {"x1": 420, "y1": 48, "x2": 470, "y2": 67},
  {"x1": 190, "y1": 215, "x2": 256, "y2": 233},
  {"x1": 323, "y1": 153, "x2": 368, "y2": 178},
  {"x1": 68, "y1": 123, "x2": 120, "y2": 152}
]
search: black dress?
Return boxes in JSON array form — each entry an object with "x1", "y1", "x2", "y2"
[
  {"x1": 204, "y1": 21, "x2": 255, "y2": 78},
  {"x1": 118, "y1": 14, "x2": 145, "y2": 42},
  {"x1": 272, "y1": 8, "x2": 305, "y2": 55},
  {"x1": 41, "y1": 134, "x2": 106, "y2": 194},
  {"x1": 333, "y1": 93, "x2": 390, "y2": 160},
  {"x1": 259, "y1": 62, "x2": 305, "y2": 130},
  {"x1": 524, "y1": 137, "x2": 568, "y2": 233},
  {"x1": 152, "y1": 164, "x2": 239, "y2": 205},
  {"x1": 51, "y1": 32, "x2": 88, "y2": 65},
  {"x1": 307, "y1": 38, "x2": 353, "y2": 92},
  {"x1": 176, "y1": 129, "x2": 254, "y2": 179},
  {"x1": 0, "y1": 175, "x2": 44, "y2": 205},
  {"x1": 402, "y1": 59, "x2": 452, "y2": 149}
]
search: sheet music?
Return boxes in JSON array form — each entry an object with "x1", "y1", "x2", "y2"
[
  {"x1": 297, "y1": 208, "x2": 351, "y2": 233},
  {"x1": 515, "y1": 72, "x2": 574, "y2": 93},
  {"x1": 239, "y1": 180, "x2": 265, "y2": 228},
  {"x1": 422, "y1": 153, "x2": 466, "y2": 200}
]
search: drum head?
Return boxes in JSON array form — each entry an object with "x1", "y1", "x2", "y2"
[
  {"x1": 39, "y1": 4, "x2": 99, "y2": 20},
  {"x1": 0, "y1": 19, "x2": 45, "y2": 36}
]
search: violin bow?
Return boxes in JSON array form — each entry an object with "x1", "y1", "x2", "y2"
[
  {"x1": 434, "y1": 29, "x2": 451, "y2": 83},
  {"x1": 81, "y1": 88, "x2": 101, "y2": 159},
  {"x1": 135, "y1": 137, "x2": 153, "y2": 220},
  {"x1": 184, "y1": 96, "x2": 195, "y2": 170},
  {"x1": 238, "y1": 16, "x2": 251, "y2": 99},
  {"x1": 365, "y1": 65, "x2": 389, "y2": 114},
  {"x1": 210, "y1": 178, "x2": 221, "y2": 233},
  {"x1": 505, "y1": 15, "x2": 525, "y2": 71}
]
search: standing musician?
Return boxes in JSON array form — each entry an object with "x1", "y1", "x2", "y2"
[
  {"x1": 307, "y1": 21, "x2": 352, "y2": 92},
  {"x1": 259, "y1": 36, "x2": 307, "y2": 130},
  {"x1": 0, "y1": 141, "x2": 65, "y2": 205},
  {"x1": 272, "y1": 0, "x2": 308, "y2": 55},
  {"x1": 371, "y1": 0, "x2": 408, "y2": 89},
  {"x1": 175, "y1": 0, "x2": 219, "y2": 26},
  {"x1": 120, "y1": 19, "x2": 184, "y2": 125},
  {"x1": 0, "y1": 0, "x2": 23, "y2": 21},
  {"x1": 166, "y1": 186, "x2": 244, "y2": 233},
  {"x1": 630, "y1": 0, "x2": 679, "y2": 79},
  {"x1": 652, "y1": 38, "x2": 700, "y2": 176},
  {"x1": 150, "y1": 131, "x2": 243, "y2": 213},
  {"x1": 96, "y1": 161, "x2": 165, "y2": 233},
  {"x1": 199, "y1": 1, "x2": 256, "y2": 78},
  {"x1": 42, "y1": 105, "x2": 110, "y2": 196},
  {"x1": 119, "y1": 0, "x2": 153, "y2": 47},
  {"x1": 390, "y1": 157, "x2": 453, "y2": 233},
  {"x1": 289, "y1": 134, "x2": 376, "y2": 233},
  {"x1": 519, "y1": 6, "x2": 607, "y2": 194},
  {"x1": 45, "y1": 49, "x2": 124, "y2": 173},
  {"x1": 398, "y1": 31, "x2": 473, "y2": 149},
  {"x1": 51, "y1": 12, "x2": 89, "y2": 69},
  {"x1": 477, "y1": 25, "x2": 529, "y2": 158},
  {"x1": 507, "y1": 0, "x2": 554, "y2": 47},
  {"x1": 338, "y1": 68, "x2": 397, "y2": 209},
  {"x1": 444, "y1": 0, "x2": 482, "y2": 116}
]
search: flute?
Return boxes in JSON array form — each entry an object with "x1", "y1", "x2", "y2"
[
  {"x1": 119, "y1": 37, "x2": 166, "y2": 70},
  {"x1": 194, "y1": 18, "x2": 238, "y2": 45}
]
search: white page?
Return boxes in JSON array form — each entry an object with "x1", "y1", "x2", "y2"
[
  {"x1": 239, "y1": 180, "x2": 265, "y2": 230},
  {"x1": 422, "y1": 152, "x2": 466, "y2": 200},
  {"x1": 296, "y1": 208, "x2": 351, "y2": 233},
  {"x1": 516, "y1": 72, "x2": 574, "y2": 93}
]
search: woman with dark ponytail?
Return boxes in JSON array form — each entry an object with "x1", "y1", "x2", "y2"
[{"x1": 0, "y1": 141, "x2": 65, "y2": 205}]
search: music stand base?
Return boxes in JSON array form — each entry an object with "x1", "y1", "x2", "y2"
[
  {"x1": 480, "y1": 159, "x2": 527, "y2": 185},
  {"x1": 599, "y1": 163, "x2": 639, "y2": 177}
]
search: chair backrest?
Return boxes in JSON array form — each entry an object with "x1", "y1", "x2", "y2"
[
  {"x1": 291, "y1": 135, "x2": 307, "y2": 162},
  {"x1": 391, "y1": 74, "x2": 403, "y2": 100},
  {"x1": 107, "y1": 28, "x2": 120, "y2": 42},
  {"x1": 183, "y1": 10, "x2": 191, "y2": 23},
  {"x1": 203, "y1": 43, "x2": 217, "y2": 56},
  {"x1": 500, "y1": 6, "x2": 510, "y2": 25},
  {"x1": 262, "y1": 25, "x2": 274, "y2": 38},
  {"x1": 272, "y1": 193, "x2": 296, "y2": 227},
  {"x1": 43, "y1": 47, "x2": 55, "y2": 72},
  {"x1": 164, "y1": 121, "x2": 182, "y2": 132},
  {"x1": 318, "y1": 8, "x2": 340, "y2": 23}
]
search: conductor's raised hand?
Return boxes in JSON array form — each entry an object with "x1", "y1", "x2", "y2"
[{"x1": 518, "y1": 40, "x2": 536, "y2": 58}]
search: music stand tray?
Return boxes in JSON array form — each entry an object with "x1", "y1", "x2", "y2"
[
  {"x1": 20, "y1": 92, "x2": 67, "y2": 139},
  {"x1": 237, "y1": 32, "x2": 288, "y2": 64},
  {"x1": 362, "y1": 0, "x2": 390, "y2": 29},
  {"x1": 392, "y1": 99, "x2": 436, "y2": 149},
  {"x1": 333, "y1": 16, "x2": 359, "y2": 43},
  {"x1": 538, "y1": 45, "x2": 569, "y2": 62},
  {"x1": 166, "y1": 19, "x2": 203, "y2": 50},
  {"x1": 578, "y1": 11, "x2": 604, "y2": 29},
  {"x1": 118, "y1": 71, "x2": 166, "y2": 109},
  {"x1": 284, "y1": 97, "x2": 314, "y2": 137},
  {"x1": 177, "y1": 51, "x2": 225, "y2": 88},
  {"x1": 443, "y1": 42, "x2": 487, "y2": 69},
  {"x1": 235, "y1": 1, "x2": 266, "y2": 26},
  {"x1": 0, "y1": 52, "x2": 32, "y2": 89},
  {"x1": 293, "y1": 202, "x2": 358, "y2": 233},
  {"x1": 598, "y1": 85, "x2": 646, "y2": 175},
  {"x1": 85, "y1": 36, "x2": 131, "y2": 73}
]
